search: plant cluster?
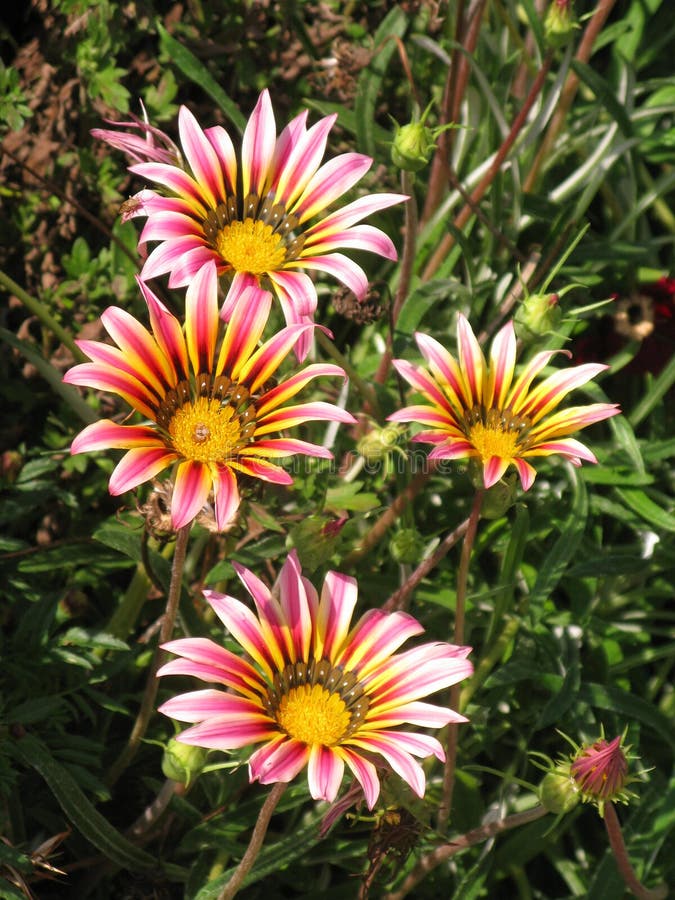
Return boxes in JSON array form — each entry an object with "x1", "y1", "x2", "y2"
[{"x1": 1, "y1": 2, "x2": 673, "y2": 899}]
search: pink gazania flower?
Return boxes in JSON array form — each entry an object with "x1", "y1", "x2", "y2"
[
  {"x1": 388, "y1": 314, "x2": 620, "y2": 490},
  {"x1": 63, "y1": 262, "x2": 354, "y2": 530},
  {"x1": 158, "y1": 551, "x2": 473, "y2": 808},
  {"x1": 117, "y1": 89, "x2": 405, "y2": 356},
  {"x1": 570, "y1": 736, "x2": 630, "y2": 804}
]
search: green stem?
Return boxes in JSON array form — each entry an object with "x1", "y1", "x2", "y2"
[
  {"x1": 106, "y1": 524, "x2": 191, "y2": 787},
  {"x1": 374, "y1": 169, "x2": 418, "y2": 385},
  {"x1": 316, "y1": 328, "x2": 382, "y2": 420},
  {"x1": 0, "y1": 268, "x2": 86, "y2": 363},
  {"x1": 386, "y1": 805, "x2": 548, "y2": 900},
  {"x1": 383, "y1": 516, "x2": 470, "y2": 612},
  {"x1": 603, "y1": 802, "x2": 668, "y2": 900},
  {"x1": 437, "y1": 490, "x2": 483, "y2": 832},
  {"x1": 217, "y1": 782, "x2": 287, "y2": 900}
]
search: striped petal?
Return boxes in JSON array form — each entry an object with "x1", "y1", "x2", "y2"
[
  {"x1": 307, "y1": 745, "x2": 344, "y2": 802},
  {"x1": 71, "y1": 420, "x2": 161, "y2": 454},
  {"x1": 337, "y1": 747, "x2": 380, "y2": 809},
  {"x1": 109, "y1": 447, "x2": 176, "y2": 495},
  {"x1": 178, "y1": 105, "x2": 226, "y2": 208},
  {"x1": 242, "y1": 89, "x2": 276, "y2": 198},
  {"x1": 456, "y1": 314, "x2": 485, "y2": 403},
  {"x1": 210, "y1": 464, "x2": 240, "y2": 531},
  {"x1": 185, "y1": 262, "x2": 219, "y2": 375},
  {"x1": 217, "y1": 284, "x2": 272, "y2": 378},
  {"x1": 315, "y1": 571, "x2": 358, "y2": 662},
  {"x1": 487, "y1": 320, "x2": 517, "y2": 409},
  {"x1": 175, "y1": 714, "x2": 276, "y2": 750},
  {"x1": 171, "y1": 459, "x2": 212, "y2": 528},
  {"x1": 249, "y1": 736, "x2": 310, "y2": 785},
  {"x1": 293, "y1": 253, "x2": 368, "y2": 299},
  {"x1": 295, "y1": 153, "x2": 372, "y2": 223}
]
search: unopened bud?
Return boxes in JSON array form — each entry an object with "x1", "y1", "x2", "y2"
[
  {"x1": 161, "y1": 738, "x2": 207, "y2": 786},
  {"x1": 389, "y1": 528, "x2": 423, "y2": 564},
  {"x1": 516, "y1": 293, "x2": 562, "y2": 339},
  {"x1": 357, "y1": 424, "x2": 405, "y2": 465},
  {"x1": 544, "y1": 0, "x2": 579, "y2": 50},
  {"x1": 539, "y1": 769, "x2": 580, "y2": 814},
  {"x1": 480, "y1": 474, "x2": 518, "y2": 519}
]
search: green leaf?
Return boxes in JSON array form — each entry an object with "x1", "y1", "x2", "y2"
[
  {"x1": 11, "y1": 734, "x2": 185, "y2": 876},
  {"x1": 528, "y1": 467, "x2": 588, "y2": 607},
  {"x1": 628, "y1": 351, "x2": 675, "y2": 428},
  {"x1": 614, "y1": 488, "x2": 675, "y2": 532},
  {"x1": 354, "y1": 6, "x2": 408, "y2": 157},
  {"x1": 157, "y1": 24, "x2": 246, "y2": 133},
  {"x1": 570, "y1": 61, "x2": 633, "y2": 137}
]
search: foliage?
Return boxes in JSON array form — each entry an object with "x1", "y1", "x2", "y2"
[{"x1": 1, "y1": 1, "x2": 673, "y2": 898}]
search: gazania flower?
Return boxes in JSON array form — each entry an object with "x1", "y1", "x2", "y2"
[
  {"x1": 158, "y1": 551, "x2": 473, "y2": 807},
  {"x1": 118, "y1": 89, "x2": 404, "y2": 355},
  {"x1": 388, "y1": 314, "x2": 620, "y2": 490},
  {"x1": 91, "y1": 104, "x2": 182, "y2": 166},
  {"x1": 63, "y1": 262, "x2": 354, "y2": 530}
]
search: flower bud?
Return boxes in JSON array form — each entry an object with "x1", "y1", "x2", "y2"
[
  {"x1": 389, "y1": 528, "x2": 423, "y2": 564},
  {"x1": 391, "y1": 121, "x2": 438, "y2": 172},
  {"x1": 287, "y1": 515, "x2": 345, "y2": 571},
  {"x1": 544, "y1": 0, "x2": 579, "y2": 50},
  {"x1": 161, "y1": 737, "x2": 207, "y2": 786},
  {"x1": 538, "y1": 770, "x2": 580, "y2": 814},
  {"x1": 357, "y1": 424, "x2": 405, "y2": 465},
  {"x1": 570, "y1": 736, "x2": 629, "y2": 804},
  {"x1": 515, "y1": 293, "x2": 562, "y2": 339}
]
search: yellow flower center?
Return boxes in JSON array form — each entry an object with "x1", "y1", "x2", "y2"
[
  {"x1": 265, "y1": 659, "x2": 370, "y2": 747},
  {"x1": 276, "y1": 683, "x2": 352, "y2": 746},
  {"x1": 464, "y1": 405, "x2": 531, "y2": 462},
  {"x1": 168, "y1": 397, "x2": 242, "y2": 462},
  {"x1": 215, "y1": 218, "x2": 287, "y2": 275},
  {"x1": 157, "y1": 376, "x2": 257, "y2": 463}
]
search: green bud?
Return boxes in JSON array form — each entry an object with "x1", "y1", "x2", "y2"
[
  {"x1": 287, "y1": 515, "x2": 345, "y2": 572},
  {"x1": 515, "y1": 292, "x2": 562, "y2": 339},
  {"x1": 161, "y1": 738, "x2": 207, "y2": 786},
  {"x1": 389, "y1": 528, "x2": 423, "y2": 564},
  {"x1": 391, "y1": 121, "x2": 437, "y2": 172},
  {"x1": 544, "y1": 0, "x2": 579, "y2": 50},
  {"x1": 480, "y1": 475, "x2": 518, "y2": 519},
  {"x1": 357, "y1": 424, "x2": 405, "y2": 464},
  {"x1": 538, "y1": 770, "x2": 580, "y2": 814}
]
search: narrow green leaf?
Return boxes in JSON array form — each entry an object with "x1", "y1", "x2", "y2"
[
  {"x1": 157, "y1": 24, "x2": 246, "y2": 133},
  {"x1": 528, "y1": 467, "x2": 588, "y2": 607},
  {"x1": 614, "y1": 488, "x2": 675, "y2": 532},
  {"x1": 11, "y1": 734, "x2": 181, "y2": 874},
  {"x1": 354, "y1": 7, "x2": 408, "y2": 157},
  {"x1": 628, "y1": 351, "x2": 675, "y2": 427},
  {"x1": 570, "y1": 60, "x2": 633, "y2": 137}
]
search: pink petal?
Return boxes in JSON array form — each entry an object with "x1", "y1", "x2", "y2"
[
  {"x1": 249, "y1": 736, "x2": 310, "y2": 786},
  {"x1": 292, "y1": 253, "x2": 368, "y2": 299},
  {"x1": 303, "y1": 193, "x2": 407, "y2": 241},
  {"x1": 255, "y1": 364, "x2": 347, "y2": 417},
  {"x1": 245, "y1": 438, "x2": 332, "y2": 459},
  {"x1": 178, "y1": 106, "x2": 226, "y2": 208},
  {"x1": 138, "y1": 278, "x2": 189, "y2": 381},
  {"x1": 185, "y1": 262, "x2": 219, "y2": 375},
  {"x1": 295, "y1": 153, "x2": 372, "y2": 223},
  {"x1": 339, "y1": 609, "x2": 423, "y2": 677},
  {"x1": 483, "y1": 455, "x2": 510, "y2": 488},
  {"x1": 217, "y1": 285, "x2": 273, "y2": 379},
  {"x1": 348, "y1": 735, "x2": 426, "y2": 797},
  {"x1": 255, "y1": 401, "x2": 356, "y2": 435},
  {"x1": 414, "y1": 332, "x2": 471, "y2": 411},
  {"x1": 211, "y1": 464, "x2": 241, "y2": 531},
  {"x1": 159, "y1": 636, "x2": 264, "y2": 694},
  {"x1": 337, "y1": 747, "x2": 380, "y2": 809},
  {"x1": 171, "y1": 460, "x2": 212, "y2": 529},
  {"x1": 175, "y1": 716, "x2": 276, "y2": 750},
  {"x1": 204, "y1": 124, "x2": 237, "y2": 194},
  {"x1": 158, "y1": 689, "x2": 257, "y2": 722},
  {"x1": 456, "y1": 314, "x2": 485, "y2": 404},
  {"x1": 307, "y1": 745, "x2": 344, "y2": 802},
  {"x1": 314, "y1": 570, "x2": 358, "y2": 661},
  {"x1": 205, "y1": 591, "x2": 275, "y2": 680},
  {"x1": 487, "y1": 320, "x2": 517, "y2": 409},
  {"x1": 242, "y1": 89, "x2": 276, "y2": 198},
  {"x1": 513, "y1": 457, "x2": 537, "y2": 490},
  {"x1": 109, "y1": 447, "x2": 176, "y2": 495},
  {"x1": 275, "y1": 113, "x2": 336, "y2": 208},
  {"x1": 70, "y1": 420, "x2": 161, "y2": 454},
  {"x1": 219, "y1": 270, "x2": 260, "y2": 321},
  {"x1": 278, "y1": 551, "x2": 312, "y2": 662},
  {"x1": 268, "y1": 269, "x2": 318, "y2": 317},
  {"x1": 303, "y1": 224, "x2": 397, "y2": 260},
  {"x1": 231, "y1": 457, "x2": 294, "y2": 485},
  {"x1": 130, "y1": 161, "x2": 207, "y2": 213}
]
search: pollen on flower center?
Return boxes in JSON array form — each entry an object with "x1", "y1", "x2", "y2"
[
  {"x1": 215, "y1": 218, "x2": 287, "y2": 275},
  {"x1": 168, "y1": 397, "x2": 244, "y2": 462},
  {"x1": 265, "y1": 659, "x2": 370, "y2": 746},
  {"x1": 276, "y1": 683, "x2": 351, "y2": 746},
  {"x1": 464, "y1": 405, "x2": 531, "y2": 462}
]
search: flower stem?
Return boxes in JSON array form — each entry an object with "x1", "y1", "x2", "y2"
[
  {"x1": 106, "y1": 523, "x2": 191, "y2": 787},
  {"x1": 386, "y1": 805, "x2": 549, "y2": 900},
  {"x1": 316, "y1": 328, "x2": 382, "y2": 420},
  {"x1": 374, "y1": 169, "x2": 417, "y2": 386},
  {"x1": 342, "y1": 466, "x2": 434, "y2": 567},
  {"x1": 422, "y1": 52, "x2": 553, "y2": 282},
  {"x1": 437, "y1": 489, "x2": 483, "y2": 832},
  {"x1": 603, "y1": 802, "x2": 668, "y2": 900},
  {"x1": 217, "y1": 782, "x2": 287, "y2": 900},
  {"x1": 0, "y1": 268, "x2": 86, "y2": 363},
  {"x1": 383, "y1": 516, "x2": 470, "y2": 612}
]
